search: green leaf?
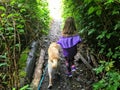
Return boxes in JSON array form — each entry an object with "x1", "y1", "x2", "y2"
[
  {"x1": 88, "y1": 6, "x2": 95, "y2": 15},
  {"x1": 15, "y1": 44, "x2": 20, "y2": 47},
  {"x1": 104, "y1": 0, "x2": 114, "y2": 5},
  {"x1": 79, "y1": 28, "x2": 87, "y2": 34},
  {"x1": 88, "y1": 29, "x2": 95, "y2": 35},
  {"x1": 0, "y1": 55, "x2": 6, "y2": 59},
  {"x1": 0, "y1": 6, "x2": 6, "y2": 11},
  {"x1": 112, "y1": 51, "x2": 120, "y2": 59},
  {"x1": 7, "y1": 14, "x2": 14, "y2": 18},
  {"x1": 0, "y1": 63, "x2": 8, "y2": 67},
  {"x1": 18, "y1": 29, "x2": 24, "y2": 34},
  {"x1": 1, "y1": 13, "x2": 6, "y2": 17},
  {"x1": 99, "y1": 60, "x2": 106, "y2": 64},
  {"x1": 17, "y1": 24, "x2": 24, "y2": 29},
  {"x1": 93, "y1": 79, "x2": 106, "y2": 89},
  {"x1": 115, "y1": 46, "x2": 120, "y2": 50},
  {"x1": 19, "y1": 70, "x2": 26, "y2": 77},
  {"x1": 7, "y1": 13, "x2": 19, "y2": 18},
  {"x1": 93, "y1": 65, "x2": 104, "y2": 74},
  {"x1": 95, "y1": 6, "x2": 102, "y2": 16},
  {"x1": 12, "y1": 88, "x2": 16, "y2": 90},
  {"x1": 106, "y1": 48, "x2": 113, "y2": 57},
  {"x1": 114, "y1": 21, "x2": 120, "y2": 30},
  {"x1": 105, "y1": 61, "x2": 114, "y2": 71},
  {"x1": 20, "y1": 84, "x2": 29, "y2": 90},
  {"x1": 112, "y1": 10, "x2": 119, "y2": 15},
  {"x1": 18, "y1": 3, "x2": 23, "y2": 8},
  {"x1": 84, "y1": 0, "x2": 92, "y2": 4},
  {"x1": 10, "y1": 0, "x2": 16, "y2": 5},
  {"x1": 96, "y1": 9, "x2": 101, "y2": 16},
  {"x1": 0, "y1": 27, "x2": 4, "y2": 31},
  {"x1": 106, "y1": 33, "x2": 112, "y2": 39},
  {"x1": 99, "y1": 48, "x2": 104, "y2": 54},
  {"x1": 96, "y1": 31, "x2": 107, "y2": 39},
  {"x1": 7, "y1": 27, "x2": 14, "y2": 31},
  {"x1": 20, "y1": 8, "x2": 26, "y2": 13}
]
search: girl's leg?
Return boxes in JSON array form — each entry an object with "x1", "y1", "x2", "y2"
[
  {"x1": 70, "y1": 57, "x2": 74, "y2": 65},
  {"x1": 65, "y1": 57, "x2": 71, "y2": 72},
  {"x1": 70, "y1": 57, "x2": 76, "y2": 71},
  {"x1": 65, "y1": 57, "x2": 72, "y2": 77}
]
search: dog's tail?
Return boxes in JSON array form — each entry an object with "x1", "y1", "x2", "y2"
[{"x1": 52, "y1": 59, "x2": 58, "y2": 68}]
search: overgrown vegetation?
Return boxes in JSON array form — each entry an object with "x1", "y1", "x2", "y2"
[
  {"x1": 62, "y1": 0, "x2": 120, "y2": 89},
  {"x1": 0, "y1": 0, "x2": 50, "y2": 89},
  {"x1": 1, "y1": 0, "x2": 120, "y2": 89},
  {"x1": 93, "y1": 61, "x2": 120, "y2": 90}
]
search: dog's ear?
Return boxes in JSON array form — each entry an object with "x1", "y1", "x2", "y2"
[
  {"x1": 57, "y1": 44, "x2": 61, "y2": 50},
  {"x1": 51, "y1": 42, "x2": 60, "y2": 49}
]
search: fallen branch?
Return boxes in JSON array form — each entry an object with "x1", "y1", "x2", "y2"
[
  {"x1": 31, "y1": 49, "x2": 45, "y2": 89},
  {"x1": 77, "y1": 52, "x2": 93, "y2": 70},
  {"x1": 77, "y1": 52, "x2": 98, "y2": 81},
  {"x1": 90, "y1": 54, "x2": 98, "y2": 67}
]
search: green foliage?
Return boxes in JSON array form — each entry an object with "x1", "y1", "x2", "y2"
[
  {"x1": 62, "y1": 0, "x2": 120, "y2": 90},
  {"x1": 93, "y1": 61, "x2": 120, "y2": 90},
  {"x1": 0, "y1": 1, "x2": 26, "y2": 87},
  {"x1": 18, "y1": 48, "x2": 29, "y2": 78},
  {"x1": 62, "y1": 0, "x2": 120, "y2": 59},
  {"x1": 19, "y1": 84, "x2": 30, "y2": 90},
  {"x1": 19, "y1": 70, "x2": 26, "y2": 78},
  {"x1": 62, "y1": 0, "x2": 80, "y2": 24},
  {"x1": 0, "y1": 62, "x2": 8, "y2": 67},
  {"x1": 19, "y1": 47, "x2": 29, "y2": 69},
  {"x1": 12, "y1": 84, "x2": 32, "y2": 90},
  {"x1": 15, "y1": 0, "x2": 50, "y2": 40},
  {"x1": 93, "y1": 61, "x2": 114, "y2": 74},
  {"x1": 0, "y1": 0, "x2": 50, "y2": 89}
]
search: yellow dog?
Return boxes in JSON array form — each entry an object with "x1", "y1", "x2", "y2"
[{"x1": 48, "y1": 42, "x2": 61, "y2": 89}]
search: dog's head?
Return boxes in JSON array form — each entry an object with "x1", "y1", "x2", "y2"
[{"x1": 50, "y1": 42, "x2": 60, "y2": 50}]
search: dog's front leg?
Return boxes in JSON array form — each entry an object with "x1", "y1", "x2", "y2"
[{"x1": 56, "y1": 61, "x2": 60, "y2": 75}]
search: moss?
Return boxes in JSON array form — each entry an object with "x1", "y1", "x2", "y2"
[
  {"x1": 18, "y1": 47, "x2": 29, "y2": 78},
  {"x1": 19, "y1": 70, "x2": 26, "y2": 78}
]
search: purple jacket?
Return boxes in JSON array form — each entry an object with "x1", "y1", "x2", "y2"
[{"x1": 57, "y1": 35, "x2": 81, "y2": 57}]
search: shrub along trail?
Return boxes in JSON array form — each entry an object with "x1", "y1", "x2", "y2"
[{"x1": 38, "y1": 19, "x2": 97, "y2": 90}]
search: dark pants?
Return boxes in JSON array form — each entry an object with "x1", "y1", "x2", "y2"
[{"x1": 65, "y1": 57, "x2": 74, "y2": 72}]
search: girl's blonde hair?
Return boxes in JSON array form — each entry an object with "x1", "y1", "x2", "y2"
[{"x1": 62, "y1": 17, "x2": 77, "y2": 36}]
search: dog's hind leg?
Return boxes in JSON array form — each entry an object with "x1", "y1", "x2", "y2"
[
  {"x1": 48, "y1": 72, "x2": 52, "y2": 89},
  {"x1": 48, "y1": 62, "x2": 53, "y2": 89}
]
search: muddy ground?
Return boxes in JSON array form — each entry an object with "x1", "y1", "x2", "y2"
[{"x1": 37, "y1": 19, "x2": 97, "y2": 90}]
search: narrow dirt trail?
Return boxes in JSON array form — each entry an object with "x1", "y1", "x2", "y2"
[
  {"x1": 37, "y1": 1, "x2": 96, "y2": 90},
  {"x1": 38, "y1": 19, "x2": 95, "y2": 90}
]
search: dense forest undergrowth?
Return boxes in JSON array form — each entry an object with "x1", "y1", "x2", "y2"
[
  {"x1": 62, "y1": 0, "x2": 120, "y2": 90},
  {"x1": 0, "y1": 0, "x2": 120, "y2": 90},
  {"x1": 0, "y1": 0, "x2": 50, "y2": 89}
]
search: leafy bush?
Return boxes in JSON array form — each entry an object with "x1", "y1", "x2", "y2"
[
  {"x1": 93, "y1": 61, "x2": 120, "y2": 90},
  {"x1": 62, "y1": 0, "x2": 120, "y2": 60},
  {"x1": 80, "y1": 0, "x2": 120, "y2": 60},
  {"x1": 62, "y1": 0, "x2": 120, "y2": 90},
  {"x1": 0, "y1": 0, "x2": 50, "y2": 89}
]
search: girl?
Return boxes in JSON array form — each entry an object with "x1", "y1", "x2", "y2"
[{"x1": 57, "y1": 17, "x2": 82, "y2": 77}]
